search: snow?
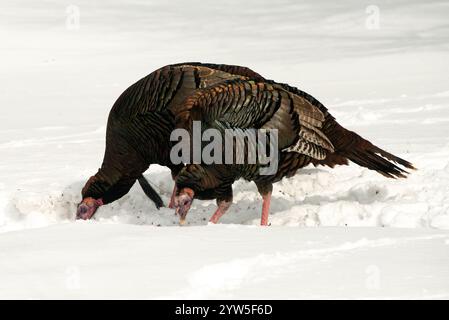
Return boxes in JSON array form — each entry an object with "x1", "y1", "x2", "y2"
[
  {"x1": 1, "y1": 0, "x2": 449, "y2": 299},
  {"x1": 1, "y1": 224, "x2": 448, "y2": 299}
]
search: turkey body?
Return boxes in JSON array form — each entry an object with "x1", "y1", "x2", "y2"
[{"x1": 172, "y1": 79, "x2": 415, "y2": 225}]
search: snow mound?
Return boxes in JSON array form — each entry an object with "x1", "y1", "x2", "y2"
[{"x1": 2, "y1": 155, "x2": 449, "y2": 232}]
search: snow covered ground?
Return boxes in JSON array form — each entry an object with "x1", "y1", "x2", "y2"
[
  {"x1": 1, "y1": 224, "x2": 449, "y2": 299},
  {"x1": 0, "y1": 0, "x2": 448, "y2": 299}
]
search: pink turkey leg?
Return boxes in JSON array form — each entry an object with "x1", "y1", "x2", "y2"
[
  {"x1": 168, "y1": 185, "x2": 177, "y2": 209},
  {"x1": 209, "y1": 199, "x2": 232, "y2": 224},
  {"x1": 260, "y1": 191, "x2": 271, "y2": 226}
]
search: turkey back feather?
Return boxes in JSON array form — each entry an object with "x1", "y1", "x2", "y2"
[
  {"x1": 174, "y1": 79, "x2": 335, "y2": 161},
  {"x1": 254, "y1": 79, "x2": 415, "y2": 177},
  {"x1": 316, "y1": 121, "x2": 416, "y2": 178}
]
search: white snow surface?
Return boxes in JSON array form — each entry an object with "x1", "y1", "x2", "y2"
[{"x1": 0, "y1": 0, "x2": 448, "y2": 299}]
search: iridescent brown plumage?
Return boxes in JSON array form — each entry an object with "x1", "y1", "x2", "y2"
[
  {"x1": 77, "y1": 62, "x2": 415, "y2": 224},
  {"x1": 172, "y1": 78, "x2": 415, "y2": 226},
  {"x1": 77, "y1": 63, "x2": 266, "y2": 219}
]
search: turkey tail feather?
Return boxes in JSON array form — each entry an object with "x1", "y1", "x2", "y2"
[
  {"x1": 317, "y1": 121, "x2": 416, "y2": 178},
  {"x1": 138, "y1": 175, "x2": 164, "y2": 209}
]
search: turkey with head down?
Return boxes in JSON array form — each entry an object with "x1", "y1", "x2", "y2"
[
  {"x1": 171, "y1": 79, "x2": 415, "y2": 226},
  {"x1": 76, "y1": 62, "x2": 266, "y2": 220}
]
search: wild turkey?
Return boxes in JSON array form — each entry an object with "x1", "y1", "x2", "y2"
[
  {"x1": 76, "y1": 62, "x2": 266, "y2": 219},
  {"x1": 171, "y1": 79, "x2": 415, "y2": 225}
]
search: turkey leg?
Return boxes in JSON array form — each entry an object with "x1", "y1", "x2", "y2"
[
  {"x1": 168, "y1": 165, "x2": 183, "y2": 209},
  {"x1": 209, "y1": 198, "x2": 232, "y2": 224},
  {"x1": 256, "y1": 182, "x2": 273, "y2": 226},
  {"x1": 168, "y1": 185, "x2": 177, "y2": 209},
  {"x1": 260, "y1": 191, "x2": 271, "y2": 226}
]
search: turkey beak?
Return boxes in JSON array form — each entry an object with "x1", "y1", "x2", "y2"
[
  {"x1": 174, "y1": 188, "x2": 194, "y2": 225},
  {"x1": 76, "y1": 197, "x2": 103, "y2": 220}
]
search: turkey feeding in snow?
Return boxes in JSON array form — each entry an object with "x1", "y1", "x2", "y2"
[{"x1": 171, "y1": 79, "x2": 416, "y2": 226}]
